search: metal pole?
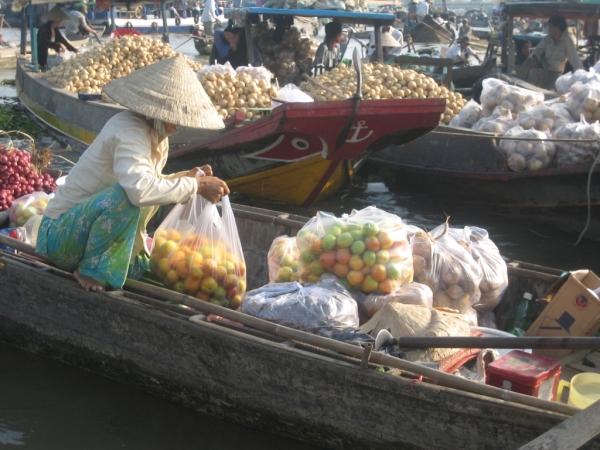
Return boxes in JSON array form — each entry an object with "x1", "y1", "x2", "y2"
[
  {"x1": 245, "y1": 19, "x2": 254, "y2": 65},
  {"x1": 161, "y1": 0, "x2": 169, "y2": 43},
  {"x1": 20, "y1": 7, "x2": 27, "y2": 55},
  {"x1": 109, "y1": 2, "x2": 116, "y2": 32},
  {"x1": 506, "y1": 13, "x2": 514, "y2": 74},
  {"x1": 375, "y1": 23, "x2": 382, "y2": 62},
  {"x1": 29, "y1": 0, "x2": 37, "y2": 70}
]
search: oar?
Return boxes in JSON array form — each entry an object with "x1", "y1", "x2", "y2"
[
  {"x1": 334, "y1": 47, "x2": 362, "y2": 151},
  {"x1": 378, "y1": 335, "x2": 600, "y2": 350},
  {"x1": 174, "y1": 35, "x2": 195, "y2": 50}
]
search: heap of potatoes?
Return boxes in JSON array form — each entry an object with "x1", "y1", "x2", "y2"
[
  {"x1": 299, "y1": 63, "x2": 466, "y2": 125},
  {"x1": 43, "y1": 35, "x2": 202, "y2": 94}
]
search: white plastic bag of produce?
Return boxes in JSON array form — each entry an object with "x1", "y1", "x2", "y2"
[
  {"x1": 555, "y1": 69, "x2": 600, "y2": 94},
  {"x1": 241, "y1": 278, "x2": 359, "y2": 336},
  {"x1": 499, "y1": 126, "x2": 555, "y2": 171},
  {"x1": 567, "y1": 81, "x2": 600, "y2": 123},
  {"x1": 267, "y1": 235, "x2": 300, "y2": 283},
  {"x1": 8, "y1": 191, "x2": 52, "y2": 227},
  {"x1": 480, "y1": 78, "x2": 544, "y2": 117},
  {"x1": 355, "y1": 282, "x2": 433, "y2": 320},
  {"x1": 235, "y1": 65, "x2": 273, "y2": 83},
  {"x1": 448, "y1": 226, "x2": 508, "y2": 313},
  {"x1": 516, "y1": 102, "x2": 574, "y2": 132},
  {"x1": 149, "y1": 196, "x2": 246, "y2": 310},
  {"x1": 472, "y1": 106, "x2": 516, "y2": 134},
  {"x1": 449, "y1": 99, "x2": 482, "y2": 129},
  {"x1": 295, "y1": 206, "x2": 413, "y2": 294},
  {"x1": 411, "y1": 222, "x2": 482, "y2": 314},
  {"x1": 272, "y1": 84, "x2": 314, "y2": 106},
  {"x1": 554, "y1": 118, "x2": 600, "y2": 168},
  {"x1": 197, "y1": 61, "x2": 236, "y2": 78}
]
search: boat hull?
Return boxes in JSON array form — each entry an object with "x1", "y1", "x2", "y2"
[{"x1": 1, "y1": 204, "x2": 599, "y2": 450}]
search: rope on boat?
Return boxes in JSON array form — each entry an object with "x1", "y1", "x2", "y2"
[
  {"x1": 431, "y1": 129, "x2": 600, "y2": 143},
  {"x1": 574, "y1": 151, "x2": 600, "y2": 246}
]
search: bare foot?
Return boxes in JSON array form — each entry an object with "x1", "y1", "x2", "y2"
[{"x1": 73, "y1": 269, "x2": 106, "y2": 292}]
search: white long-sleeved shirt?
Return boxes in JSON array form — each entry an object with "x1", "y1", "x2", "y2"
[
  {"x1": 367, "y1": 28, "x2": 403, "y2": 57},
  {"x1": 446, "y1": 43, "x2": 477, "y2": 63},
  {"x1": 531, "y1": 32, "x2": 583, "y2": 73},
  {"x1": 44, "y1": 110, "x2": 198, "y2": 258},
  {"x1": 201, "y1": 0, "x2": 217, "y2": 22},
  {"x1": 417, "y1": 1, "x2": 428, "y2": 16}
]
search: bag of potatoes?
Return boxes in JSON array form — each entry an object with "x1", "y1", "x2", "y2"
[{"x1": 411, "y1": 222, "x2": 482, "y2": 314}]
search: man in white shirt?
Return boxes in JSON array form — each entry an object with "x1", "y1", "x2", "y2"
[
  {"x1": 527, "y1": 15, "x2": 583, "y2": 72},
  {"x1": 416, "y1": 0, "x2": 429, "y2": 23},
  {"x1": 201, "y1": 0, "x2": 220, "y2": 36},
  {"x1": 367, "y1": 25, "x2": 403, "y2": 57},
  {"x1": 64, "y1": 5, "x2": 97, "y2": 38},
  {"x1": 446, "y1": 36, "x2": 482, "y2": 66}
]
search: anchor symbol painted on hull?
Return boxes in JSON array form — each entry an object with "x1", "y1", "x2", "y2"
[{"x1": 346, "y1": 120, "x2": 373, "y2": 143}]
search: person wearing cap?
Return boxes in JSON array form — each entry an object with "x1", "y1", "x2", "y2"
[
  {"x1": 314, "y1": 21, "x2": 342, "y2": 74},
  {"x1": 525, "y1": 15, "x2": 583, "y2": 73},
  {"x1": 37, "y1": 5, "x2": 79, "y2": 70},
  {"x1": 458, "y1": 19, "x2": 472, "y2": 39},
  {"x1": 446, "y1": 36, "x2": 482, "y2": 66},
  {"x1": 209, "y1": 23, "x2": 262, "y2": 68},
  {"x1": 369, "y1": 31, "x2": 403, "y2": 62},
  {"x1": 367, "y1": 25, "x2": 403, "y2": 58},
  {"x1": 64, "y1": 4, "x2": 98, "y2": 39},
  {"x1": 416, "y1": 0, "x2": 430, "y2": 23},
  {"x1": 201, "y1": 0, "x2": 220, "y2": 36},
  {"x1": 35, "y1": 55, "x2": 230, "y2": 292}
]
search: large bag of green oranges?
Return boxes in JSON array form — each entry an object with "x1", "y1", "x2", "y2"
[{"x1": 295, "y1": 207, "x2": 413, "y2": 294}]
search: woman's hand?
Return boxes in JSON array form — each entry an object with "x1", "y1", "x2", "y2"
[
  {"x1": 187, "y1": 164, "x2": 213, "y2": 177},
  {"x1": 197, "y1": 176, "x2": 230, "y2": 203},
  {"x1": 59, "y1": 43, "x2": 67, "y2": 52}
]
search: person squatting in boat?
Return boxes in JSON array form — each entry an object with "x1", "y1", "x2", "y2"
[
  {"x1": 37, "y1": 5, "x2": 80, "y2": 71},
  {"x1": 36, "y1": 55, "x2": 230, "y2": 292}
]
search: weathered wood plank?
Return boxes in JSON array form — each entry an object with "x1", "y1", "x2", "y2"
[{"x1": 518, "y1": 401, "x2": 600, "y2": 450}]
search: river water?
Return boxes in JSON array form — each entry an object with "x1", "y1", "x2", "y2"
[{"x1": 1, "y1": 31, "x2": 600, "y2": 449}]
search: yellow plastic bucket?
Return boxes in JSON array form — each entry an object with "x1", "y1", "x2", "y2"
[{"x1": 556, "y1": 373, "x2": 600, "y2": 409}]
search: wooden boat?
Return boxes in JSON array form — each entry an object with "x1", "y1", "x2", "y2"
[
  {"x1": 1, "y1": 204, "x2": 600, "y2": 449},
  {"x1": 15, "y1": 25, "x2": 445, "y2": 207},
  {"x1": 367, "y1": 126, "x2": 600, "y2": 239}
]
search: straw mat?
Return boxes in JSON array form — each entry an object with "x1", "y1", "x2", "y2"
[{"x1": 103, "y1": 54, "x2": 224, "y2": 129}]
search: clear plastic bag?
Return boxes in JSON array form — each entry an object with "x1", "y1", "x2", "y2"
[
  {"x1": 516, "y1": 102, "x2": 574, "y2": 133},
  {"x1": 356, "y1": 282, "x2": 433, "y2": 320},
  {"x1": 453, "y1": 226, "x2": 508, "y2": 313},
  {"x1": 197, "y1": 61, "x2": 236, "y2": 78},
  {"x1": 567, "y1": 81, "x2": 600, "y2": 123},
  {"x1": 241, "y1": 278, "x2": 359, "y2": 336},
  {"x1": 267, "y1": 235, "x2": 300, "y2": 283},
  {"x1": 554, "y1": 118, "x2": 600, "y2": 168},
  {"x1": 272, "y1": 84, "x2": 314, "y2": 106},
  {"x1": 295, "y1": 206, "x2": 413, "y2": 294},
  {"x1": 449, "y1": 99, "x2": 482, "y2": 129},
  {"x1": 8, "y1": 191, "x2": 51, "y2": 227},
  {"x1": 235, "y1": 65, "x2": 273, "y2": 83},
  {"x1": 499, "y1": 126, "x2": 555, "y2": 172},
  {"x1": 411, "y1": 223, "x2": 482, "y2": 314},
  {"x1": 149, "y1": 196, "x2": 246, "y2": 310},
  {"x1": 555, "y1": 69, "x2": 600, "y2": 94},
  {"x1": 472, "y1": 106, "x2": 516, "y2": 134},
  {"x1": 480, "y1": 78, "x2": 544, "y2": 117}
]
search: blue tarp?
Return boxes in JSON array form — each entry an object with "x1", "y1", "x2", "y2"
[{"x1": 225, "y1": 7, "x2": 395, "y2": 25}]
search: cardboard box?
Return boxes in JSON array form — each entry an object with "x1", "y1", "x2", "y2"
[{"x1": 525, "y1": 270, "x2": 600, "y2": 358}]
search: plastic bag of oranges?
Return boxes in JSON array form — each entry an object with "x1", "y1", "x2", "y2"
[
  {"x1": 267, "y1": 235, "x2": 300, "y2": 283},
  {"x1": 149, "y1": 195, "x2": 246, "y2": 309},
  {"x1": 295, "y1": 207, "x2": 413, "y2": 294}
]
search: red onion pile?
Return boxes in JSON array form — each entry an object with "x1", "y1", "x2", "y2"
[{"x1": 0, "y1": 145, "x2": 57, "y2": 211}]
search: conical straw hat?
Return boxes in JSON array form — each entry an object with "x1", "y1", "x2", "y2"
[
  {"x1": 42, "y1": 5, "x2": 71, "y2": 22},
  {"x1": 103, "y1": 54, "x2": 224, "y2": 129},
  {"x1": 381, "y1": 32, "x2": 401, "y2": 48}
]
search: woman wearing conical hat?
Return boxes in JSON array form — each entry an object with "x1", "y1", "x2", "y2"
[
  {"x1": 37, "y1": 5, "x2": 80, "y2": 70},
  {"x1": 36, "y1": 55, "x2": 229, "y2": 292}
]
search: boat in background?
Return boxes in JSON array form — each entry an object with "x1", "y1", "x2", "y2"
[{"x1": 16, "y1": 58, "x2": 445, "y2": 206}]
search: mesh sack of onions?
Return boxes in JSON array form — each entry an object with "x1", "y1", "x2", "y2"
[
  {"x1": 554, "y1": 118, "x2": 600, "y2": 168},
  {"x1": 472, "y1": 106, "x2": 517, "y2": 134}
]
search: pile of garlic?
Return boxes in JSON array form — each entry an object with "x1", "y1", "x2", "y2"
[
  {"x1": 43, "y1": 35, "x2": 202, "y2": 94},
  {"x1": 198, "y1": 68, "x2": 278, "y2": 120},
  {"x1": 299, "y1": 63, "x2": 466, "y2": 125}
]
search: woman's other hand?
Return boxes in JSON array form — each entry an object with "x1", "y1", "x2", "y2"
[{"x1": 187, "y1": 164, "x2": 213, "y2": 177}]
